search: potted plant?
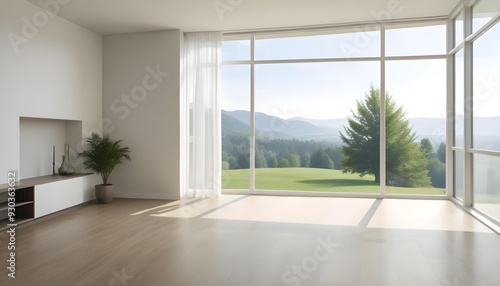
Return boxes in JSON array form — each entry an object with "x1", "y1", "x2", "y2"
[{"x1": 78, "y1": 132, "x2": 131, "y2": 204}]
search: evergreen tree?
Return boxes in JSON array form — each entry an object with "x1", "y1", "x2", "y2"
[
  {"x1": 388, "y1": 145, "x2": 431, "y2": 187},
  {"x1": 264, "y1": 151, "x2": 279, "y2": 168},
  {"x1": 427, "y1": 157, "x2": 446, "y2": 188},
  {"x1": 340, "y1": 86, "x2": 431, "y2": 187},
  {"x1": 437, "y1": 142, "x2": 446, "y2": 163},
  {"x1": 287, "y1": 153, "x2": 301, "y2": 167},
  {"x1": 279, "y1": 158, "x2": 290, "y2": 168},
  {"x1": 236, "y1": 153, "x2": 249, "y2": 169},
  {"x1": 301, "y1": 152, "x2": 311, "y2": 168},
  {"x1": 255, "y1": 150, "x2": 268, "y2": 168},
  {"x1": 310, "y1": 148, "x2": 334, "y2": 169},
  {"x1": 222, "y1": 151, "x2": 229, "y2": 162},
  {"x1": 325, "y1": 147, "x2": 343, "y2": 170},
  {"x1": 227, "y1": 156, "x2": 238, "y2": 169},
  {"x1": 419, "y1": 138, "x2": 434, "y2": 159},
  {"x1": 269, "y1": 155, "x2": 279, "y2": 168}
]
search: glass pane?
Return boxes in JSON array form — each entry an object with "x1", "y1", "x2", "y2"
[
  {"x1": 454, "y1": 150, "x2": 464, "y2": 201},
  {"x1": 253, "y1": 61, "x2": 380, "y2": 193},
  {"x1": 474, "y1": 153, "x2": 500, "y2": 223},
  {"x1": 473, "y1": 22, "x2": 500, "y2": 152},
  {"x1": 454, "y1": 11, "x2": 464, "y2": 47},
  {"x1": 385, "y1": 59, "x2": 446, "y2": 194},
  {"x1": 455, "y1": 50, "x2": 464, "y2": 148},
  {"x1": 220, "y1": 65, "x2": 250, "y2": 190},
  {"x1": 255, "y1": 28, "x2": 380, "y2": 60},
  {"x1": 222, "y1": 37, "x2": 250, "y2": 61},
  {"x1": 473, "y1": 0, "x2": 500, "y2": 33},
  {"x1": 385, "y1": 23, "x2": 446, "y2": 56}
]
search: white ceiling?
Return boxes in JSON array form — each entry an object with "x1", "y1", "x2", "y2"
[{"x1": 26, "y1": 0, "x2": 461, "y2": 35}]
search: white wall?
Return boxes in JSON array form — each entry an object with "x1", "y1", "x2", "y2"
[
  {"x1": 0, "y1": 0, "x2": 102, "y2": 183},
  {"x1": 20, "y1": 117, "x2": 66, "y2": 178},
  {"x1": 103, "y1": 30, "x2": 182, "y2": 200},
  {"x1": 19, "y1": 117, "x2": 83, "y2": 179}
]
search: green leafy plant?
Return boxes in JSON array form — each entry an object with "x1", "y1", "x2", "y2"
[{"x1": 78, "y1": 132, "x2": 131, "y2": 184}]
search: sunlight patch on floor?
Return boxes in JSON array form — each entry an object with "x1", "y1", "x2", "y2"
[
  {"x1": 142, "y1": 195, "x2": 495, "y2": 233},
  {"x1": 150, "y1": 195, "x2": 244, "y2": 218},
  {"x1": 203, "y1": 196, "x2": 375, "y2": 226},
  {"x1": 129, "y1": 198, "x2": 199, "y2": 216},
  {"x1": 367, "y1": 199, "x2": 492, "y2": 233}
]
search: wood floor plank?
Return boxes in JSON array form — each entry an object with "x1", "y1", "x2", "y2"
[{"x1": 0, "y1": 198, "x2": 499, "y2": 286}]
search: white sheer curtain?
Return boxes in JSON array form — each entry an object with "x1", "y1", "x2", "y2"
[{"x1": 181, "y1": 32, "x2": 222, "y2": 198}]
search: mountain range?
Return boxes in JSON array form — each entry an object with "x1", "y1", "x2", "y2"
[
  {"x1": 222, "y1": 110, "x2": 500, "y2": 145},
  {"x1": 222, "y1": 110, "x2": 341, "y2": 141}
]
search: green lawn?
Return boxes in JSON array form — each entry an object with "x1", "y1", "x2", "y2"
[{"x1": 222, "y1": 168, "x2": 445, "y2": 195}]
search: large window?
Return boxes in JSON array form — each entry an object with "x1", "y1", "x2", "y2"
[
  {"x1": 221, "y1": 64, "x2": 251, "y2": 190},
  {"x1": 385, "y1": 59, "x2": 446, "y2": 194},
  {"x1": 221, "y1": 21, "x2": 447, "y2": 196},
  {"x1": 254, "y1": 61, "x2": 379, "y2": 192},
  {"x1": 452, "y1": 1, "x2": 500, "y2": 226},
  {"x1": 473, "y1": 22, "x2": 500, "y2": 152},
  {"x1": 471, "y1": 5, "x2": 500, "y2": 222},
  {"x1": 221, "y1": 35, "x2": 250, "y2": 61},
  {"x1": 255, "y1": 29, "x2": 380, "y2": 60},
  {"x1": 474, "y1": 154, "x2": 500, "y2": 222},
  {"x1": 385, "y1": 23, "x2": 446, "y2": 56}
]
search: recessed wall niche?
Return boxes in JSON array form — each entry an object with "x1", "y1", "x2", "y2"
[{"x1": 19, "y1": 117, "x2": 83, "y2": 179}]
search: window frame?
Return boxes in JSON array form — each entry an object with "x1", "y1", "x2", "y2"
[{"x1": 221, "y1": 19, "x2": 449, "y2": 199}]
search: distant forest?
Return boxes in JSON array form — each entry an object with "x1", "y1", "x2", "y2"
[
  {"x1": 222, "y1": 133, "x2": 343, "y2": 170},
  {"x1": 222, "y1": 111, "x2": 446, "y2": 189}
]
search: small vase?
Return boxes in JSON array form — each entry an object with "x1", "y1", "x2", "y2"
[{"x1": 58, "y1": 144, "x2": 75, "y2": 175}]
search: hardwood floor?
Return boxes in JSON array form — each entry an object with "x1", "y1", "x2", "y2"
[{"x1": 1, "y1": 197, "x2": 499, "y2": 286}]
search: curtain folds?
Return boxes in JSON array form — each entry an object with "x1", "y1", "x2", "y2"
[{"x1": 181, "y1": 32, "x2": 222, "y2": 198}]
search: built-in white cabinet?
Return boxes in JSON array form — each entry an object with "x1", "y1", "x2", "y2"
[
  {"x1": 35, "y1": 175, "x2": 97, "y2": 218},
  {"x1": 0, "y1": 174, "x2": 98, "y2": 230}
]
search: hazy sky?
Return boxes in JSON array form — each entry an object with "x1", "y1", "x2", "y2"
[
  {"x1": 472, "y1": 21, "x2": 500, "y2": 118},
  {"x1": 221, "y1": 22, "x2": 499, "y2": 120}
]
